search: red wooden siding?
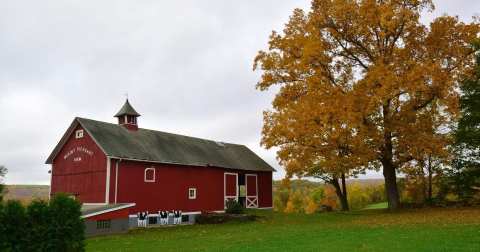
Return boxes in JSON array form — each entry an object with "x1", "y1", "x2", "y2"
[
  {"x1": 50, "y1": 125, "x2": 107, "y2": 203},
  {"x1": 86, "y1": 207, "x2": 130, "y2": 221},
  {"x1": 114, "y1": 161, "x2": 226, "y2": 213},
  {"x1": 111, "y1": 160, "x2": 273, "y2": 214},
  {"x1": 246, "y1": 175, "x2": 257, "y2": 196},
  {"x1": 225, "y1": 174, "x2": 237, "y2": 197},
  {"x1": 257, "y1": 172, "x2": 273, "y2": 208}
]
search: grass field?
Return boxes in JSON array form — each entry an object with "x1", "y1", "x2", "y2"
[
  {"x1": 86, "y1": 207, "x2": 480, "y2": 251},
  {"x1": 363, "y1": 202, "x2": 388, "y2": 210}
]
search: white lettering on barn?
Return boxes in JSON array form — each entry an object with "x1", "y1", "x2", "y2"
[{"x1": 63, "y1": 146, "x2": 94, "y2": 160}]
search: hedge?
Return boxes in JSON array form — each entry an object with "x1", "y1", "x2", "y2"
[{"x1": 0, "y1": 194, "x2": 85, "y2": 252}]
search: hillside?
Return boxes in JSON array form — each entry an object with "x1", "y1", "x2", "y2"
[
  {"x1": 273, "y1": 178, "x2": 384, "y2": 191},
  {"x1": 3, "y1": 185, "x2": 50, "y2": 203}
]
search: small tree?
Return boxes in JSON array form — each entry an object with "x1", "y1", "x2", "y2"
[
  {"x1": 0, "y1": 203, "x2": 5, "y2": 249},
  {"x1": 225, "y1": 199, "x2": 244, "y2": 214},
  {"x1": 46, "y1": 194, "x2": 85, "y2": 252},
  {"x1": 26, "y1": 200, "x2": 50, "y2": 251},
  {"x1": 0, "y1": 165, "x2": 7, "y2": 202},
  {"x1": 450, "y1": 41, "x2": 480, "y2": 202},
  {"x1": 2, "y1": 200, "x2": 28, "y2": 251}
]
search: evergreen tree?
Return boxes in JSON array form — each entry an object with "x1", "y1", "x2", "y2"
[
  {"x1": 46, "y1": 194, "x2": 85, "y2": 252},
  {"x1": 0, "y1": 165, "x2": 7, "y2": 202},
  {"x1": 452, "y1": 41, "x2": 480, "y2": 201},
  {"x1": 2, "y1": 200, "x2": 28, "y2": 251},
  {"x1": 26, "y1": 200, "x2": 50, "y2": 251}
]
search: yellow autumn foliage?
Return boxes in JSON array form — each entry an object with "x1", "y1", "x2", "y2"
[{"x1": 254, "y1": 0, "x2": 480, "y2": 209}]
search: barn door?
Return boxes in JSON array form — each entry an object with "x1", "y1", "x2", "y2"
[
  {"x1": 245, "y1": 174, "x2": 258, "y2": 208},
  {"x1": 224, "y1": 173, "x2": 238, "y2": 208}
]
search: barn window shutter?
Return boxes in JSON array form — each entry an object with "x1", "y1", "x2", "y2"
[{"x1": 144, "y1": 168, "x2": 155, "y2": 182}]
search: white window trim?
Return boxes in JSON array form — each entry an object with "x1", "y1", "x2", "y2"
[
  {"x1": 188, "y1": 188, "x2": 197, "y2": 199},
  {"x1": 75, "y1": 129, "x2": 84, "y2": 139},
  {"x1": 144, "y1": 167, "x2": 155, "y2": 182}
]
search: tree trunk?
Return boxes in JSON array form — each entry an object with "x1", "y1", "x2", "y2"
[
  {"x1": 419, "y1": 159, "x2": 427, "y2": 203},
  {"x1": 383, "y1": 162, "x2": 400, "y2": 210},
  {"x1": 427, "y1": 155, "x2": 433, "y2": 202},
  {"x1": 381, "y1": 103, "x2": 401, "y2": 210},
  {"x1": 330, "y1": 175, "x2": 349, "y2": 211},
  {"x1": 341, "y1": 173, "x2": 348, "y2": 204}
]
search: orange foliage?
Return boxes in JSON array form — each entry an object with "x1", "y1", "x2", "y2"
[
  {"x1": 321, "y1": 185, "x2": 338, "y2": 210},
  {"x1": 254, "y1": 0, "x2": 480, "y2": 209}
]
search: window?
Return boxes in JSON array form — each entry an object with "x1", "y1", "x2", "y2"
[
  {"x1": 239, "y1": 185, "x2": 246, "y2": 197},
  {"x1": 96, "y1": 220, "x2": 111, "y2": 229},
  {"x1": 148, "y1": 216, "x2": 157, "y2": 225},
  {"x1": 129, "y1": 116, "x2": 137, "y2": 124},
  {"x1": 144, "y1": 168, "x2": 155, "y2": 182},
  {"x1": 188, "y1": 188, "x2": 197, "y2": 199},
  {"x1": 75, "y1": 129, "x2": 84, "y2": 139}
]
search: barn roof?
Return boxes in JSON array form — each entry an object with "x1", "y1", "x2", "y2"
[
  {"x1": 114, "y1": 99, "x2": 141, "y2": 117},
  {"x1": 81, "y1": 203, "x2": 135, "y2": 218},
  {"x1": 46, "y1": 117, "x2": 275, "y2": 172}
]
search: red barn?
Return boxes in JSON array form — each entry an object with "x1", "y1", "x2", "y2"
[{"x1": 46, "y1": 99, "x2": 274, "y2": 226}]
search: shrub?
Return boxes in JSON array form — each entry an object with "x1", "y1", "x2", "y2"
[
  {"x1": 26, "y1": 199, "x2": 50, "y2": 251},
  {"x1": 196, "y1": 212, "x2": 229, "y2": 224},
  {"x1": 225, "y1": 199, "x2": 244, "y2": 214},
  {"x1": 47, "y1": 194, "x2": 85, "y2": 252},
  {"x1": 0, "y1": 194, "x2": 85, "y2": 251},
  {"x1": 2, "y1": 200, "x2": 28, "y2": 251},
  {"x1": 196, "y1": 212, "x2": 256, "y2": 224},
  {"x1": 284, "y1": 191, "x2": 305, "y2": 213}
]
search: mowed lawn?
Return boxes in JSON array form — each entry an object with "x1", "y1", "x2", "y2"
[{"x1": 87, "y1": 207, "x2": 480, "y2": 252}]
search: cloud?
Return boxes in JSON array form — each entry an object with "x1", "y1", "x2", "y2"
[
  {"x1": 0, "y1": 0, "x2": 312, "y2": 184},
  {"x1": 1, "y1": 0, "x2": 479, "y2": 184}
]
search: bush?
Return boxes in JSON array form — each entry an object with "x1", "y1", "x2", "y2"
[
  {"x1": 0, "y1": 194, "x2": 85, "y2": 251},
  {"x1": 196, "y1": 212, "x2": 256, "y2": 224},
  {"x1": 26, "y1": 200, "x2": 50, "y2": 251},
  {"x1": 47, "y1": 194, "x2": 85, "y2": 251},
  {"x1": 1, "y1": 200, "x2": 28, "y2": 251},
  {"x1": 225, "y1": 199, "x2": 244, "y2": 214}
]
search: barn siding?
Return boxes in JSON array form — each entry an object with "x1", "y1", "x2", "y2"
[
  {"x1": 51, "y1": 124, "x2": 107, "y2": 203},
  {"x1": 113, "y1": 160, "x2": 273, "y2": 214},
  {"x1": 257, "y1": 171, "x2": 273, "y2": 208},
  {"x1": 108, "y1": 159, "x2": 117, "y2": 203},
  {"x1": 86, "y1": 207, "x2": 130, "y2": 221},
  {"x1": 115, "y1": 161, "x2": 226, "y2": 214}
]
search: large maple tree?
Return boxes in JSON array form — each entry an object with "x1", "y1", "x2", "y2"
[{"x1": 254, "y1": 0, "x2": 479, "y2": 209}]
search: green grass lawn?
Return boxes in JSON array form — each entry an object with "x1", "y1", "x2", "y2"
[
  {"x1": 363, "y1": 202, "x2": 388, "y2": 210},
  {"x1": 87, "y1": 207, "x2": 480, "y2": 252}
]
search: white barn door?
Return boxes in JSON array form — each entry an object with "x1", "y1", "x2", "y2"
[
  {"x1": 224, "y1": 173, "x2": 238, "y2": 208},
  {"x1": 245, "y1": 174, "x2": 258, "y2": 208}
]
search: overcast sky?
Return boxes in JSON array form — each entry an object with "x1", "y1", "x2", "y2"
[{"x1": 1, "y1": 1, "x2": 479, "y2": 185}]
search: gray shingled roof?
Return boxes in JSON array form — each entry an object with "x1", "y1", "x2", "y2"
[
  {"x1": 114, "y1": 99, "x2": 141, "y2": 117},
  {"x1": 81, "y1": 203, "x2": 135, "y2": 218},
  {"x1": 46, "y1": 117, "x2": 274, "y2": 172}
]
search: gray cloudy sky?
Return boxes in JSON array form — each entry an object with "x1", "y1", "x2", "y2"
[{"x1": 1, "y1": 1, "x2": 479, "y2": 185}]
